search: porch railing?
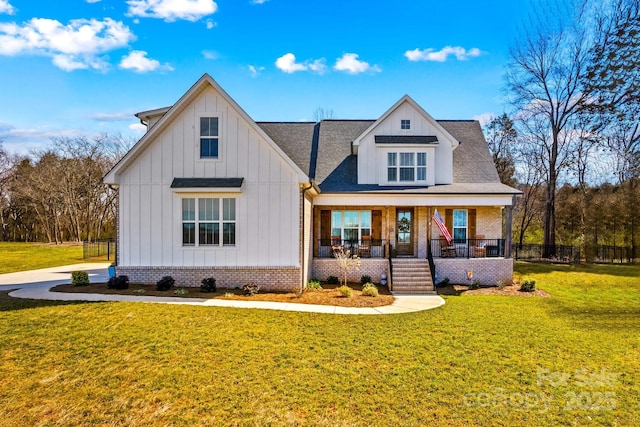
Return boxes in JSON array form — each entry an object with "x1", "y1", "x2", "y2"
[
  {"x1": 430, "y1": 238, "x2": 505, "y2": 259},
  {"x1": 317, "y1": 239, "x2": 387, "y2": 258}
]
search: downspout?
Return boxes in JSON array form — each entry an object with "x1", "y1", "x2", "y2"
[{"x1": 300, "y1": 181, "x2": 314, "y2": 293}]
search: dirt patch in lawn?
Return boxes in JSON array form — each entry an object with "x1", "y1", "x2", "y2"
[
  {"x1": 51, "y1": 282, "x2": 395, "y2": 308},
  {"x1": 438, "y1": 284, "x2": 551, "y2": 298}
]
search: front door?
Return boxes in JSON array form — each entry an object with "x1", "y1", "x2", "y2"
[{"x1": 396, "y1": 208, "x2": 414, "y2": 256}]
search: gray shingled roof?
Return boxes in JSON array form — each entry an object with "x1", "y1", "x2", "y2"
[
  {"x1": 375, "y1": 135, "x2": 438, "y2": 144},
  {"x1": 256, "y1": 119, "x2": 516, "y2": 194},
  {"x1": 171, "y1": 178, "x2": 244, "y2": 188},
  {"x1": 439, "y1": 120, "x2": 501, "y2": 183}
]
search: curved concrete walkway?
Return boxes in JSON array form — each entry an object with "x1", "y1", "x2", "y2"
[{"x1": 0, "y1": 263, "x2": 445, "y2": 315}]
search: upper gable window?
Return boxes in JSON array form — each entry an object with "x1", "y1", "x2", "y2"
[
  {"x1": 200, "y1": 117, "x2": 219, "y2": 158},
  {"x1": 401, "y1": 119, "x2": 411, "y2": 130}
]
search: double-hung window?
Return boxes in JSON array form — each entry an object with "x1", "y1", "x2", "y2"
[
  {"x1": 453, "y1": 209, "x2": 468, "y2": 243},
  {"x1": 200, "y1": 117, "x2": 219, "y2": 158},
  {"x1": 399, "y1": 153, "x2": 415, "y2": 181},
  {"x1": 331, "y1": 211, "x2": 371, "y2": 241},
  {"x1": 182, "y1": 197, "x2": 235, "y2": 246},
  {"x1": 387, "y1": 151, "x2": 427, "y2": 183}
]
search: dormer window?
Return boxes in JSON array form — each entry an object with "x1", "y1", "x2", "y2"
[
  {"x1": 401, "y1": 119, "x2": 411, "y2": 130},
  {"x1": 387, "y1": 151, "x2": 427, "y2": 183}
]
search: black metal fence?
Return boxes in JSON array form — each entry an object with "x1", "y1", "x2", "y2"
[
  {"x1": 317, "y1": 239, "x2": 386, "y2": 258},
  {"x1": 593, "y1": 245, "x2": 636, "y2": 264},
  {"x1": 83, "y1": 240, "x2": 115, "y2": 260},
  {"x1": 513, "y1": 244, "x2": 581, "y2": 264}
]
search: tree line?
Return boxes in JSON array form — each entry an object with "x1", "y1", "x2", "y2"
[
  {"x1": 0, "y1": 134, "x2": 131, "y2": 243},
  {"x1": 489, "y1": 0, "x2": 639, "y2": 258}
]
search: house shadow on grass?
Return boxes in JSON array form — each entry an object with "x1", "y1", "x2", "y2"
[{"x1": 0, "y1": 291, "x2": 95, "y2": 312}]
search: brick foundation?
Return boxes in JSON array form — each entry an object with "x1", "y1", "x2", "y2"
[
  {"x1": 312, "y1": 258, "x2": 390, "y2": 283},
  {"x1": 433, "y1": 258, "x2": 513, "y2": 286},
  {"x1": 115, "y1": 266, "x2": 301, "y2": 291}
]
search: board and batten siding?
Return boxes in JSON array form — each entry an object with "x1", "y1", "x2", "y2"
[
  {"x1": 357, "y1": 102, "x2": 454, "y2": 185},
  {"x1": 118, "y1": 85, "x2": 301, "y2": 268}
]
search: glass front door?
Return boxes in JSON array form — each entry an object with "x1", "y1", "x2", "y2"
[{"x1": 396, "y1": 208, "x2": 414, "y2": 255}]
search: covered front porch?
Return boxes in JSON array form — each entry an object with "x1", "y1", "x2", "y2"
[{"x1": 311, "y1": 203, "x2": 513, "y2": 288}]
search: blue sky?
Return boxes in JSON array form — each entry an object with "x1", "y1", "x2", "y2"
[{"x1": 0, "y1": 0, "x2": 533, "y2": 154}]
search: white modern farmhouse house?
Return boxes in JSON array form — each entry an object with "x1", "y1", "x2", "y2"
[{"x1": 104, "y1": 73, "x2": 520, "y2": 293}]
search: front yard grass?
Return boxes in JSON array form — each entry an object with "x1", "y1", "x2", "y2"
[
  {"x1": 0, "y1": 262, "x2": 638, "y2": 425},
  {"x1": 0, "y1": 242, "x2": 88, "y2": 274}
]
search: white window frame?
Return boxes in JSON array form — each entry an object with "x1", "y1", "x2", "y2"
[
  {"x1": 452, "y1": 209, "x2": 468, "y2": 243},
  {"x1": 386, "y1": 151, "x2": 427, "y2": 183},
  {"x1": 182, "y1": 197, "x2": 236, "y2": 247},
  {"x1": 197, "y1": 112, "x2": 223, "y2": 162},
  {"x1": 331, "y1": 211, "x2": 372, "y2": 241}
]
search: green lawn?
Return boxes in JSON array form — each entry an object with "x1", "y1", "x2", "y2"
[
  {"x1": 0, "y1": 263, "x2": 638, "y2": 426},
  {"x1": 0, "y1": 242, "x2": 91, "y2": 274}
]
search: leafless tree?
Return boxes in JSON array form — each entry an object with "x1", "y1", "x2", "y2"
[{"x1": 505, "y1": 0, "x2": 593, "y2": 253}]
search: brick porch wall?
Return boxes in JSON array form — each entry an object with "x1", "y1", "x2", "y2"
[
  {"x1": 115, "y1": 266, "x2": 300, "y2": 291},
  {"x1": 433, "y1": 258, "x2": 513, "y2": 286},
  {"x1": 312, "y1": 259, "x2": 389, "y2": 283}
]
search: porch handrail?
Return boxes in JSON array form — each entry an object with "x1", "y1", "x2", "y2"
[
  {"x1": 316, "y1": 238, "x2": 386, "y2": 259},
  {"x1": 429, "y1": 238, "x2": 505, "y2": 259}
]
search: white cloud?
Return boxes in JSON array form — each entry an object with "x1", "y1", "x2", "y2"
[
  {"x1": 119, "y1": 50, "x2": 173, "y2": 73},
  {"x1": 0, "y1": 122, "x2": 88, "y2": 154},
  {"x1": 334, "y1": 53, "x2": 380, "y2": 74},
  {"x1": 308, "y1": 58, "x2": 328, "y2": 75},
  {"x1": 0, "y1": 0, "x2": 15, "y2": 15},
  {"x1": 127, "y1": 0, "x2": 218, "y2": 22},
  {"x1": 405, "y1": 46, "x2": 482, "y2": 62},
  {"x1": 275, "y1": 53, "x2": 327, "y2": 74},
  {"x1": 201, "y1": 49, "x2": 219, "y2": 60},
  {"x1": 473, "y1": 112, "x2": 495, "y2": 126},
  {"x1": 91, "y1": 111, "x2": 135, "y2": 121},
  {"x1": 0, "y1": 17, "x2": 134, "y2": 71},
  {"x1": 251, "y1": 0, "x2": 268, "y2": 4},
  {"x1": 86, "y1": 0, "x2": 102, "y2": 3},
  {"x1": 205, "y1": 19, "x2": 216, "y2": 29},
  {"x1": 247, "y1": 65, "x2": 264, "y2": 77},
  {"x1": 275, "y1": 53, "x2": 307, "y2": 73},
  {"x1": 128, "y1": 123, "x2": 147, "y2": 133}
]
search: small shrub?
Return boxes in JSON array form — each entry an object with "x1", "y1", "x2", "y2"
[
  {"x1": 174, "y1": 288, "x2": 188, "y2": 296},
  {"x1": 156, "y1": 276, "x2": 175, "y2": 291},
  {"x1": 337, "y1": 285, "x2": 353, "y2": 298},
  {"x1": 327, "y1": 275, "x2": 339, "y2": 284},
  {"x1": 520, "y1": 280, "x2": 536, "y2": 292},
  {"x1": 201, "y1": 277, "x2": 217, "y2": 293},
  {"x1": 496, "y1": 280, "x2": 506, "y2": 290},
  {"x1": 71, "y1": 271, "x2": 90, "y2": 287},
  {"x1": 437, "y1": 277, "x2": 450, "y2": 287},
  {"x1": 133, "y1": 288, "x2": 146, "y2": 294},
  {"x1": 361, "y1": 282, "x2": 378, "y2": 297},
  {"x1": 107, "y1": 275, "x2": 129, "y2": 290},
  {"x1": 224, "y1": 292, "x2": 234, "y2": 297},
  {"x1": 243, "y1": 282, "x2": 260, "y2": 296},
  {"x1": 360, "y1": 275, "x2": 372, "y2": 285},
  {"x1": 469, "y1": 280, "x2": 480, "y2": 290},
  {"x1": 307, "y1": 280, "x2": 323, "y2": 290}
]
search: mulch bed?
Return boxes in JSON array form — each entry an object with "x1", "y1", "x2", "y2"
[
  {"x1": 51, "y1": 282, "x2": 395, "y2": 308},
  {"x1": 437, "y1": 284, "x2": 551, "y2": 298}
]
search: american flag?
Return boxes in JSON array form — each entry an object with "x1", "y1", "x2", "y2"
[{"x1": 433, "y1": 209, "x2": 452, "y2": 244}]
